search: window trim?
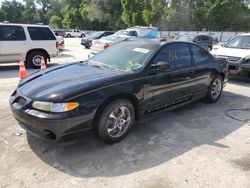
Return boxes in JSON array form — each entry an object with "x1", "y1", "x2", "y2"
[
  {"x1": 148, "y1": 42, "x2": 192, "y2": 70},
  {"x1": 27, "y1": 26, "x2": 56, "y2": 41},
  {"x1": 189, "y1": 43, "x2": 213, "y2": 66},
  {"x1": 0, "y1": 25, "x2": 26, "y2": 41}
]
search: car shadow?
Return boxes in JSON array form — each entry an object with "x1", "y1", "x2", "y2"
[{"x1": 27, "y1": 85, "x2": 250, "y2": 178}]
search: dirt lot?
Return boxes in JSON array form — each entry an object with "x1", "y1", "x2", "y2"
[{"x1": 0, "y1": 38, "x2": 250, "y2": 188}]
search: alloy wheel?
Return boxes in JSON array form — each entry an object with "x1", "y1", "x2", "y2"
[
  {"x1": 106, "y1": 106, "x2": 131, "y2": 138},
  {"x1": 211, "y1": 78, "x2": 222, "y2": 99},
  {"x1": 32, "y1": 55, "x2": 42, "y2": 66}
]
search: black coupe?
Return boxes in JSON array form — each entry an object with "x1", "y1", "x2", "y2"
[{"x1": 10, "y1": 41, "x2": 229, "y2": 143}]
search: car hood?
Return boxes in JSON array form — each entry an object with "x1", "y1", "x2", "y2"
[
  {"x1": 18, "y1": 63, "x2": 126, "y2": 101},
  {"x1": 82, "y1": 37, "x2": 95, "y2": 41},
  {"x1": 211, "y1": 47, "x2": 250, "y2": 58}
]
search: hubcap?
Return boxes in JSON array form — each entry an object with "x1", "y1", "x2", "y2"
[
  {"x1": 106, "y1": 106, "x2": 131, "y2": 138},
  {"x1": 211, "y1": 78, "x2": 222, "y2": 99},
  {"x1": 32, "y1": 55, "x2": 42, "y2": 66}
]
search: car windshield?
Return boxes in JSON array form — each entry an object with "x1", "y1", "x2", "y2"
[
  {"x1": 87, "y1": 42, "x2": 157, "y2": 72},
  {"x1": 225, "y1": 35, "x2": 250, "y2": 49},
  {"x1": 114, "y1": 30, "x2": 129, "y2": 35},
  {"x1": 91, "y1": 31, "x2": 104, "y2": 37},
  {"x1": 101, "y1": 35, "x2": 122, "y2": 41},
  {"x1": 178, "y1": 35, "x2": 193, "y2": 42}
]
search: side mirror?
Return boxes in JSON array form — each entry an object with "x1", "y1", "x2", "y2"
[{"x1": 149, "y1": 61, "x2": 170, "y2": 74}]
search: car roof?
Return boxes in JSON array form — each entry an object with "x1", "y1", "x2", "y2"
[
  {"x1": 240, "y1": 33, "x2": 250, "y2": 36},
  {"x1": 121, "y1": 39, "x2": 196, "y2": 48},
  {"x1": 0, "y1": 23, "x2": 50, "y2": 27}
]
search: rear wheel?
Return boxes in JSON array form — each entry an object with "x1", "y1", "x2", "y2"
[
  {"x1": 96, "y1": 99, "x2": 135, "y2": 144},
  {"x1": 206, "y1": 75, "x2": 223, "y2": 103},
  {"x1": 67, "y1": 34, "x2": 71, "y2": 38},
  {"x1": 26, "y1": 51, "x2": 47, "y2": 69}
]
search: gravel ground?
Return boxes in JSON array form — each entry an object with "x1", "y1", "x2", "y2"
[{"x1": 0, "y1": 38, "x2": 250, "y2": 188}]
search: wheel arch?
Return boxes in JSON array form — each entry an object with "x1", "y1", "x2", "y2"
[
  {"x1": 94, "y1": 93, "x2": 140, "y2": 124},
  {"x1": 25, "y1": 49, "x2": 50, "y2": 63}
]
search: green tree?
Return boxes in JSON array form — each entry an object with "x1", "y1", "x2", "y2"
[
  {"x1": 0, "y1": 0, "x2": 24, "y2": 23},
  {"x1": 49, "y1": 15, "x2": 62, "y2": 28},
  {"x1": 22, "y1": 0, "x2": 37, "y2": 24}
]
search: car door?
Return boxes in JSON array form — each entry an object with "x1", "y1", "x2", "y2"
[
  {"x1": 190, "y1": 44, "x2": 214, "y2": 93},
  {"x1": 144, "y1": 43, "x2": 197, "y2": 112},
  {"x1": 0, "y1": 25, "x2": 27, "y2": 62}
]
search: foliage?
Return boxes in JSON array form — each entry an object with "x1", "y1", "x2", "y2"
[{"x1": 0, "y1": 0, "x2": 249, "y2": 31}]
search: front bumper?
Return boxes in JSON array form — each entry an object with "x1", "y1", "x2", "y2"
[
  {"x1": 229, "y1": 62, "x2": 250, "y2": 74},
  {"x1": 81, "y1": 40, "x2": 92, "y2": 47},
  {"x1": 9, "y1": 91, "x2": 94, "y2": 142}
]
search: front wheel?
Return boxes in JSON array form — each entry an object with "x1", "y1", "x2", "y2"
[
  {"x1": 26, "y1": 51, "x2": 47, "y2": 69},
  {"x1": 206, "y1": 75, "x2": 223, "y2": 103},
  {"x1": 96, "y1": 99, "x2": 135, "y2": 144}
]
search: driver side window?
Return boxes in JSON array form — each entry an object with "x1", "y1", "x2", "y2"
[{"x1": 152, "y1": 43, "x2": 191, "y2": 70}]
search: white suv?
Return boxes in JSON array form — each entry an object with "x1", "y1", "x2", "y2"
[
  {"x1": 64, "y1": 29, "x2": 85, "y2": 38},
  {"x1": 0, "y1": 23, "x2": 59, "y2": 69},
  {"x1": 211, "y1": 33, "x2": 250, "y2": 76}
]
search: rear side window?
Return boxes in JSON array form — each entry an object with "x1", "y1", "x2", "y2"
[
  {"x1": 28, "y1": 27, "x2": 56, "y2": 40},
  {"x1": 152, "y1": 43, "x2": 191, "y2": 69},
  {"x1": 0, "y1": 25, "x2": 26, "y2": 41},
  {"x1": 191, "y1": 44, "x2": 211, "y2": 64}
]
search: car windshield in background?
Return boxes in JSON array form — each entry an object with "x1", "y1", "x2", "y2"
[
  {"x1": 225, "y1": 35, "x2": 250, "y2": 49},
  {"x1": 87, "y1": 42, "x2": 157, "y2": 72},
  {"x1": 91, "y1": 31, "x2": 104, "y2": 37},
  {"x1": 102, "y1": 35, "x2": 122, "y2": 41},
  {"x1": 114, "y1": 30, "x2": 129, "y2": 36},
  {"x1": 178, "y1": 35, "x2": 193, "y2": 42}
]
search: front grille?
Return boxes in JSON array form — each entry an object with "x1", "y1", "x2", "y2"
[
  {"x1": 17, "y1": 97, "x2": 27, "y2": 106},
  {"x1": 229, "y1": 65, "x2": 236, "y2": 70},
  {"x1": 218, "y1": 55, "x2": 241, "y2": 63}
]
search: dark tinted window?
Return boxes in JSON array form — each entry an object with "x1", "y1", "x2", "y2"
[
  {"x1": 128, "y1": 31, "x2": 138, "y2": 37},
  {"x1": 28, "y1": 27, "x2": 56, "y2": 40},
  {"x1": 152, "y1": 43, "x2": 191, "y2": 69},
  {"x1": 191, "y1": 44, "x2": 211, "y2": 64},
  {"x1": 0, "y1": 25, "x2": 26, "y2": 41}
]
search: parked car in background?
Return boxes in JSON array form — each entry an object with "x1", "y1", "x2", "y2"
[
  {"x1": 81, "y1": 31, "x2": 115, "y2": 48},
  {"x1": 114, "y1": 26, "x2": 158, "y2": 39},
  {"x1": 53, "y1": 29, "x2": 65, "y2": 37},
  {"x1": 64, "y1": 29, "x2": 85, "y2": 38},
  {"x1": 53, "y1": 30, "x2": 65, "y2": 50},
  {"x1": 211, "y1": 33, "x2": 250, "y2": 77},
  {"x1": 0, "y1": 23, "x2": 60, "y2": 69},
  {"x1": 55, "y1": 36, "x2": 64, "y2": 51},
  {"x1": 178, "y1": 34, "x2": 213, "y2": 51},
  {"x1": 9, "y1": 41, "x2": 229, "y2": 143},
  {"x1": 91, "y1": 35, "x2": 136, "y2": 54}
]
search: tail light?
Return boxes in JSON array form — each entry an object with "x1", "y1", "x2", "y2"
[
  {"x1": 103, "y1": 43, "x2": 109, "y2": 49},
  {"x1": 56, "y1": 41, "x2": 60, "y2": 49}
]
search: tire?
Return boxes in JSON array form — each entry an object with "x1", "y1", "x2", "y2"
[
  {"x1": 81, "y1": 34, "x2": 85, "y2": 38},
  {"x1": 96, "y1": 99, "x2": 135, "y2": 144},
  {"x1": 207, "y1": 46, "x2": 212, "y2": 51},
  {"x1": 84, "y1": 45, "x2": 90, "y2": 49},
  {"x1": 26, "y1": 51, "x2": 47, "y2": 69},
  {"x1": 67, "y1": 34, "x2": 71, "y2": 38},
  {"x1": 206, "y1": 75, "x2": 223, "y2": 103}
]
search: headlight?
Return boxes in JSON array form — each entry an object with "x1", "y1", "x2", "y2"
[
  {"x1": 242, "y1": 59, "x2": 250, "y2": 64},
  {"x1": 32, "y1": 101, "x2": 79, "y2": 113}
]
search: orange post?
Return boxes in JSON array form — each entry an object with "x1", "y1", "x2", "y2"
[
  {"x1": 19, "y1": 58, "x2": 27, "y2": 80},
  {"x1": 40, "y1": 57, "x2": 46, "y2": 70}
]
